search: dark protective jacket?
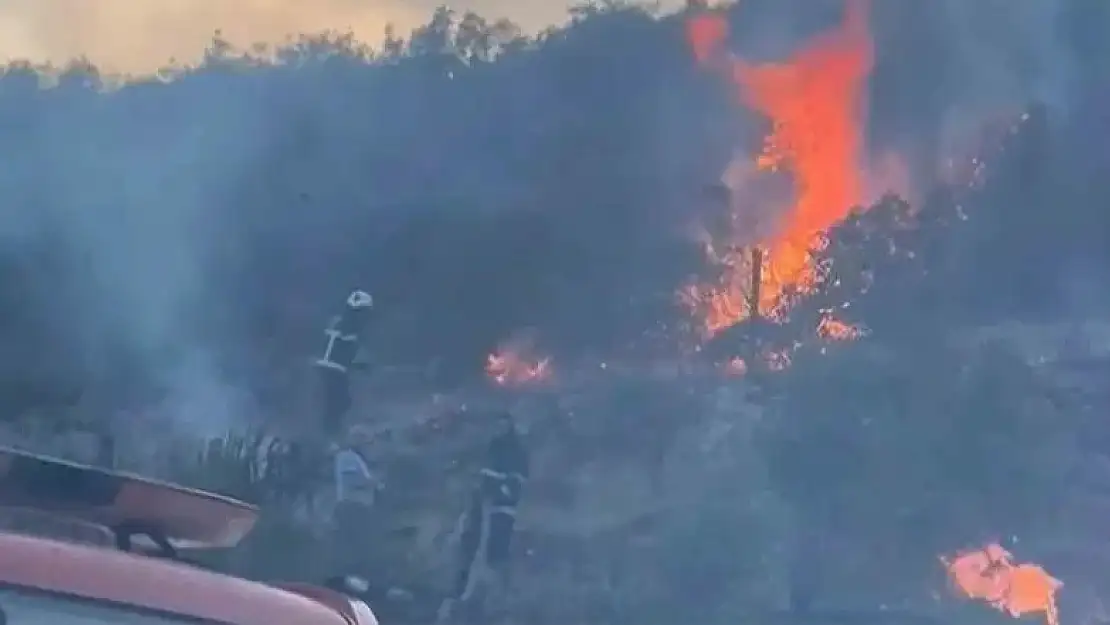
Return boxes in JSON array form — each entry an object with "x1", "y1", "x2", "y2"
[
  {"x1": 314, "y1": 305, "x2": 371, "y2": 374},
  {"x1": 479, "y1": 429, "x2": 529, "y2": 509}
]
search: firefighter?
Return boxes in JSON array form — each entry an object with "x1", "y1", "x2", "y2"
[
  {"x1": 438, "y1": 411, "x2": 529, "y2": 622},
  {"x1": 314, "y1": 289, "x2": 374, "y2": 434}
]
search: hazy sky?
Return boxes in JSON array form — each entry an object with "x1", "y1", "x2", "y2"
[{"x1": 0, "y1": 0, "x2": 682, "y2": 74}]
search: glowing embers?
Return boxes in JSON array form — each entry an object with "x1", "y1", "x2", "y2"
[{"x1": 485, "y1": 334, "x2": 553, "y2": 386}]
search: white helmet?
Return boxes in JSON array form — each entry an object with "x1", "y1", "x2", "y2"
[{"x1": 347, "y1": 289, "x2": 373, "y2": 309}]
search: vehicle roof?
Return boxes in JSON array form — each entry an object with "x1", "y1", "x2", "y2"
[
  {"x1": 0, "y1": 445, "x2": 258, "y2": 550},
  {"x1": 0, "y1": 533, "x2": 350, "y2": 625}
]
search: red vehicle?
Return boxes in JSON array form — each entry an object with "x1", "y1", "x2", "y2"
[{"x1": 0, "y1": 445, "x2": 379, "y2": 624}]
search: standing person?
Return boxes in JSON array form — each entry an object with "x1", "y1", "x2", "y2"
[
  {"x1": 314, "y1": 289, "x2": 374, "y2": 435},
  {"x1": 438, "y1": 411, "x2": 529, "y2": 622}
]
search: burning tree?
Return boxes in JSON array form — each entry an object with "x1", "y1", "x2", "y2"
[{"x1": 750, "y1": 181, "x2": 1080, "y2": 609}]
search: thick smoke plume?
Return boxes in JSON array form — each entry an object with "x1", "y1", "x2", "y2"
[
  {"x1": 0, "y1": 0, "x2": 1105, "y2": 437},
  {"x1": 0, "y1": 4, "x2": 1108, "y2": 620}
]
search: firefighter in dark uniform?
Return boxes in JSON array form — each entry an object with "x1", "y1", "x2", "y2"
[
  {"x1": 438, "y1": 411, "x2": 529, "y2": 622},
  {"x1": 314, "y1": 289, "x2": 373, "y2": 434}
]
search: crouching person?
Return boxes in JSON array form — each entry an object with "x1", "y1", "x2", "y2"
[{"x1": 438, "y1": 411, "x2": 529, "y2": 623}]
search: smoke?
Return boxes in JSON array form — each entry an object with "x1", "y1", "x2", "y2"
[
  {"x1": 929, "y1": 0, "x2": 1076, "y2": 110},
  {"x1": 0, "y1": 0, "x2": 1104, "y2": 443},
  {"x1": 0, "y1": 50, "x2": 287, "y2": 437},
  {"x1": 865, "y1": 0, "x2": 1082, "y2": 182},
  {"x1": 684, "y1": 0, "x2": 1088, "y2": 236}
]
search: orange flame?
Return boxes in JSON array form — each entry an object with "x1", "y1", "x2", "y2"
[
  {"x1": 486, "y1": 346, "x2": 552, "y2": 386},
  {"x1": 817, "y1": 310, "x2": 865, "y2": 340},
  {"x1": 687, "y1": 12, "x2": 729, "y2": 64},
  {"x1": 941, "y1": 543, "x2": 1061, "y2": 625},
  {"x1": 683, "y1": 1, "x2": 874, "y2": 334},
  {"x1": 677, "y1": 229, "x2": 768, "y2": 336},
  {"x1": 717, "y1": 349, "x2": 797, "y2": 376}
]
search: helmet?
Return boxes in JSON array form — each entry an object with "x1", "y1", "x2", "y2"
[{"x1": 347, "y1": 290, "x2": 373, "y2": 309}]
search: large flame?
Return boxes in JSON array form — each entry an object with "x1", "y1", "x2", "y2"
[
  {"x1": 941, "y1": 543, "x2": 1061, "y2": 625},
  {"x1": 684, "y1": 1, "x2": 873, "y2": 334}
]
